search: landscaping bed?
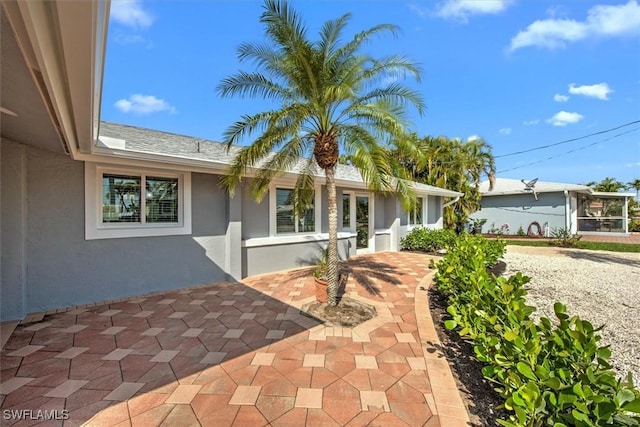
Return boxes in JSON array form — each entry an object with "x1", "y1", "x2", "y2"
[{"x1": 402, "y1": 228, "x2": 640, "y2": 425}]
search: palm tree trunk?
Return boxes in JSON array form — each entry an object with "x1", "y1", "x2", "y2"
[{"x1": 325, "y1": 167, "x2": 339, "y2": 306}]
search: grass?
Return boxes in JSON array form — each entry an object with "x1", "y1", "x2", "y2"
[{"x1": 506, "y1": 239, "x2": 640, "y2": 253}]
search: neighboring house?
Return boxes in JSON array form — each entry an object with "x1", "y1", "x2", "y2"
[
  {"x1": 0, "y1": 2, "x2": 461, "y2": 321},
  {"x1": 471, "y1": 178, "x2": 633, "y2": 236}
]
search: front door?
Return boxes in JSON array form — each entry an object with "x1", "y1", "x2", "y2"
[{"x1": 356, "y1": 195, "x2": 369, "y2": 251}]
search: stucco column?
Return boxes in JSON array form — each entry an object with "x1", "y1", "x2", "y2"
[{"x1": 225, "y1": 184, "x2": 242, "y2": 281}]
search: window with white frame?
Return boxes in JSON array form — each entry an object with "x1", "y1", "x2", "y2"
[
  {"x1": 102, "y1": 174, "x2": 179, "y2": 224},
  {"x1": 275, "y1": 188, "x2": 315, "y2": 234},
  {"x1": 408, "y1": 197, "x2": 424, "y2": 226},
  {"x1": 85, "y1": 163, "x2": 191, "y2": 239}
]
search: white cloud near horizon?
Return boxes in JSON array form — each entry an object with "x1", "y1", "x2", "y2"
[
  {"x1": 467, "y1": 134, "x2": 482, "y2": 142},
  {"x1": 568, "y1": 82, "x2": 613, "y2": 100},
  {"x1": 547, "y1": 111, "x2": 584, "y2": 126},
  {"x1": 412, "y1": 0, "x2": 513, "y2": 22},
  {"x1": 110, "y1": 0, "x2": 154, "y2": 29},
  {"x1": 509, "y1": 0, "x2": 640, "y2": 51},
  {"x1": 115, "y1": 94, "x2": 176, "y2": 115},
  {"x1": 554, "y1": 94, "x2": 569, "y2": 102},
  {"x1": 499, "y1": 128, "x2": 512, "y2": 135}
]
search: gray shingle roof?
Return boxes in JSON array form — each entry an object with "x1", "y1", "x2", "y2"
[
  {"x1": 98, "y1": 121, "x2": 461, "y2": 196},
  {"x1": 479, "y1": 178, "x2": 590, "y2": 195}
]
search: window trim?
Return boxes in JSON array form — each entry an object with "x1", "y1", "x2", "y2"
[
  {"x1": 269, "y1": 183, "x2": 321, "y2": 236},
  {"x1": 85, "y1": 163, "x2": 191, "y2": 240},
  {"x1": 408, "y1": 196, "x2": 427, "y2": 228},
  {"x1": 341, "y1": 191, "x2": 356, "y2": 231}
]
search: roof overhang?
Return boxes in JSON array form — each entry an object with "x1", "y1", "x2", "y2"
[
  {"x1": 591, "y1": 191, "x2": 635, "y2": 198},
  {"x1": 1, "y1": 0, "x2": 109, "y2": 156}
]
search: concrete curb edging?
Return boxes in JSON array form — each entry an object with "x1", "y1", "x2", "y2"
[{"x1": 414, "y1": 271, "x2": 471, "y2": 426}]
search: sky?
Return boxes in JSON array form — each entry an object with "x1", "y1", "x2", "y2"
[{"x1": 101, "y1": 0, "x2": 640, "y2": 187}]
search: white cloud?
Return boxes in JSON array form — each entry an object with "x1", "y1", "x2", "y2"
[
  {"x1": 523, "y1": 119, "x2": 540, "y2": 125},
  {"x1": 545, "y1": 5, "x2": 570, "y2": 18},
  {"x1": 568, "y1": 82, "x2": 613, "y2": 100},
  {"x1": 115, "y1": 94, "x2": 176, "y2": 115},
  {"x1": 499, "y1": 128, "x2": 512, "y2": 135},
  {"x1": 434, "y1": 0, "x2": 513, "y2": 22},
  {"x1": 467, "y1": 134, "x2": 482, "y2": 142},
  {"x1": 546, "y1": 111, "x2": 584, "y2": 126},
  {"x1": 408, "y1": 4, "x2": 429, "y2": 17},
  {"x1": 554, "y1": 94, "x2": 570, "y2": 102},
  {"x1": 509, "y1": 0, "x2": 640, "y2": 51},
  {"x1": 626, "y1": 162, "x2": 640, "y2": 167},
  {"x1": 110, "y1": 0, "x2": 154, "y2": 29}
]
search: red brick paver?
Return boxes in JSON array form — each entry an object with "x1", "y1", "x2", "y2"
[{"x1": 0, "y1": 252, "x2": 469, "y2": 426}]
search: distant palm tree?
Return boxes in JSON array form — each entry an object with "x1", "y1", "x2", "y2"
[
  {"x1": 217, "y1": 0, "x2": 424, "y2": 306},
  {"x1": 587, "y1": 177, "x2": 626, "y2": 192},
  {"x1": 627, "y1": 178, "x2": 640, "y2": 200},
  {"x1": 392, "y1": 135, "x2": 495, "y2": 229}
]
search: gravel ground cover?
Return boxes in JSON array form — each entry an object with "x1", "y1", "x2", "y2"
[{"x1": 503, "y1": 245, "x2": 640, "y2": 383}]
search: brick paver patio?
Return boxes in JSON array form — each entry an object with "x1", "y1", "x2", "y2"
[{"x1": 0, "y1": 252, "x2": 469, "y2": 426}]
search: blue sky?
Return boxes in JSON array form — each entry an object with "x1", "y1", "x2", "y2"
[{"x1": 101, "y1": 0, "x2": 640, "y2": 186}]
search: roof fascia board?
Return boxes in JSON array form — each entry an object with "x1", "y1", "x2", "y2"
[
  {"x1": 6, "y1": 1, "x2": 108, "y2": 157},
  {"x1": 592, "y1": 191, "x2": 634, "y2": 197},
  {"x1": 82, "y1": 148, "x2": 460, "y2": 196}
]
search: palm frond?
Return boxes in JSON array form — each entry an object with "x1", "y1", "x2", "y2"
[
  {"x1": 331, "y1": 23, "x2": 399, "y2": 67},
  {"x1": 353, "y1": 84, "x2": 425, "y2": 115},
  {"x1": 318, "y1": 13, "x2": 351, "y2": 61},
  {"x1": 217, "y1": 72, "x2": 290, "y2": 101}
]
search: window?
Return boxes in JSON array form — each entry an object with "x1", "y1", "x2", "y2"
[
  {"x1": 102, "y1": 173, "x2": 179, "y2": 224},
  {"x1": 275, "y1": 188, "x2": 315, "y2": 234},
  {"x1": 342, "y1": 193, "x2": 351, "y2": 229},
  {"x1": 409, "y1": 197, "x2": 424, "y2": 226},
  {"x1": 86, "y1": 163, "x2": 191, "y2": 239},
  {"x1": 576, "y1": 194, "x2": 626, "y2": 233}
]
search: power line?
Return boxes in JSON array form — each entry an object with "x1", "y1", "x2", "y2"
[
  {"x1": 494, "y1": 119, "x2": 640, "y2": 159},
  {"x1": 498, "y1": 126, "x2": 640, "y2": 173}
]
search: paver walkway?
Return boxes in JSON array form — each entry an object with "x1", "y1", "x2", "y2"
[{"x1": 0, "y1": 252, "x2": 468, "y2": 426}]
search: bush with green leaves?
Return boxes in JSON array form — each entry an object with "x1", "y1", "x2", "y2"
[
  {"x1": 400, "y1": 227, "x2": 457, "y2": 253},
  {"x1": 550, "y1": 227, "x2": 582, "y2": 248},
  {"x1": 434, "y1": 235, "x2": 640, "y2": 426}
]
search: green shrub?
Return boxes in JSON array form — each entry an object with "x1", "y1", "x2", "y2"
[
  {"x1": 400, "y1": 227, "x2": 457, "y2": 253},
  {"x1": 434, "y1": 235, "x2": 640, "y2": 426},
  {"x1": 630, "y1": 220, "x2": 640, "y2": 232},
  {"x1": 550, "y1": 227, "x2": 582, "y2": 248}
]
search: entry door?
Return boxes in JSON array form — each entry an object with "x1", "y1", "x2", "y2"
[{"x1": 356, "y1": 195, "x2": 370, "y2": 250}]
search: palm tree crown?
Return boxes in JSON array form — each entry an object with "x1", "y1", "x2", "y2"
[
  {"x1": 627, "y1": 178, "x2": 640, "y2": 200},
  {"x1": 217, "y1": 0, "x2": 424, "y2": 305},
  {"x1": 587, "y1": 177, "x2": 627, "y2": 193},
  {"x1": 392, "y1": 134, "x2": 495, "y2": 229}
]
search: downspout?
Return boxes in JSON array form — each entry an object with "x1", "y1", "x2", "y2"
[
  {"x1": 564, "y1": 190, "x2": 570, "y2": 231},
  {"x1": 624, "y1": 196, "x2": 629, "y2": 234},
  {"x1": 441, "y1": 195, "x2": 462, "y2": 230},
  {"x1": 442, "y1": 195, "x2": 462, "y2": 208}
]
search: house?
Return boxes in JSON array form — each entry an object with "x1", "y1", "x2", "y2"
[
  {"x1": 0, "y1": 1, "x2": 461, "y2": 322},
  {"x1": 471, "y1": 178, "x2": 633, "y2": 236}
]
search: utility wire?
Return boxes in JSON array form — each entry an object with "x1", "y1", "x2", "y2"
[
  {"x1": 498, "y1": 127, "x2": 640, "y2": 173},
  {"x1": 494, "y1": 119, "x2": 640, "y2": 159}
]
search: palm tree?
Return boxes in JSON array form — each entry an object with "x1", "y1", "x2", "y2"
[
  {"x1": 627, "y1": 178, "x2": 640, "y2": 200},
  {"x1": 587, "y1": 177, "x2": 626, "y2": 192},
  {"x1": 217, "y1": 0, "x2": 424, "y2": 306},
  {"x1": 391, "y1": 135, "x2": 495, "y2": 229}
]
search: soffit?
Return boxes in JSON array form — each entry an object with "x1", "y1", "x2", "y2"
[{"x1": 0, "y1": 10, "x2": 64, "y2": 153}]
